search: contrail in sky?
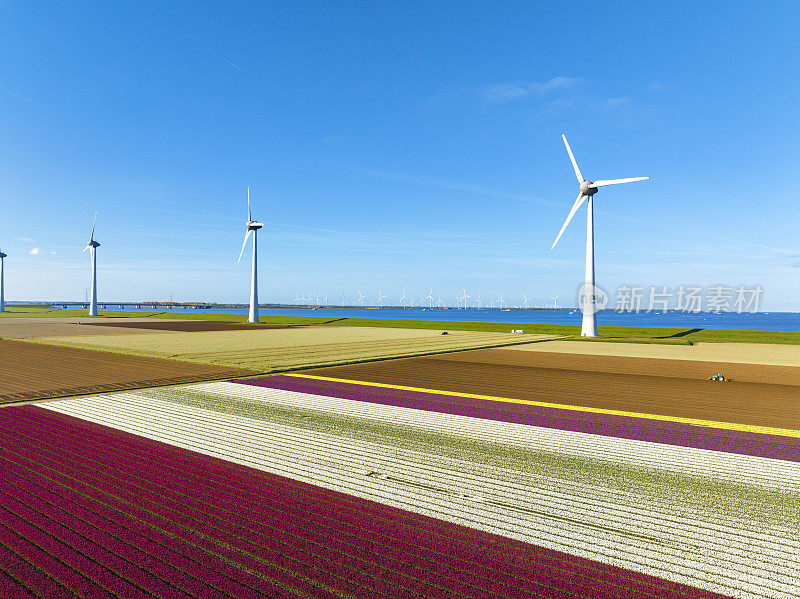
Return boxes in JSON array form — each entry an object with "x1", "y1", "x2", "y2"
[
  {"x1": 345, "y1": 164, "x2": 795, "y2": 255},
  {"x1": 211, "y1": 52, "x2": 241, "y2": 69},
  {"x1": 0, "y1": 86, "x2": 57, "y2": 111}
]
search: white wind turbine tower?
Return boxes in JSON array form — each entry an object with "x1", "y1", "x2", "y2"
[
  {"x1": 551, "y1": 295, "x2": 560, "y2": 310},
  {"x1": 377, "y1": 290, "x2": 385, "y2": 307},
  {"x1": 552, "y1": 134, "x2": 648, "y2": 337},
  {"x1": 358, "y1": 291, "x2": 364, "y2": 307},
  {"x1": 82, "y1": 213, "x2": 100, "y2": 316},
  {"x1": 497, "y1": 292, "x2": 506, "y2": 309},
  {"x1": 324, "y1": 292, "x2": 328, "y2": 307},
  {"x1": 0, "y1": 248, "x2": 6, "y2": 312},
  {"x1": 456, "y1": 288, "x2": 469, "y2": 309},
  {"x1": 400, "y1": 288, "x2": 408, "y2": 308},
  {"x1": 522, "y1": 294, "x2": 529, "y2": 309},
  {"x1": 425, "y1": 289, "x2": 434, "y2": 308},
  {"x1": 475, "y1": 293, "x2": 482, "y2": 308},
  {"x1": 237, "y1": 187, "x2": 263, "y2": 323}
]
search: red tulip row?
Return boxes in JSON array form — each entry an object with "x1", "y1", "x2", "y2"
[{"x1": 0, "y1": 404, "x2": 727, "y2": 599}]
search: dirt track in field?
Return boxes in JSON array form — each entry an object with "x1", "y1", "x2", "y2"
[
  {"x1": 303, "y1": 348, "x2": 800, "y2": 429},
  {"x1": 0, "y1": 340, "x2": 257, "y2": 403}
]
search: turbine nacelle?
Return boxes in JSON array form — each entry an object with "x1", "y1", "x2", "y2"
[
  {"x1": 580, "y1": 181, "x2": 597, "y2": 196},
  {"x1": 246, "y1": 220, "x2": 264, "y2": 231}
]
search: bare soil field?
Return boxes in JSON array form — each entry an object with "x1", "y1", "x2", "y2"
[
  {"x1": 443, "y1": 347, "x2": 800, "y2": 386},
  {"x1": 89, "y1": 320, "x2": 292, "y2": 332},
  {"x1": 507, "y1": 339, "x2": 800, "y2": 367},
  {"x1": 0, "y1": 317, "x2": 296, "y2": 338},
  {"x1": 0, "y1": 317, "x2": 174, "y2": 338},
  {"x1": 303, "y1": 348, "x2": 800, "y2": 429},
  {"x1": 0, "y1": 340, "x2": 256, "y2": 403},
  {"x1": 28, "y1": 327, "x2": 532, "y2": 372}
]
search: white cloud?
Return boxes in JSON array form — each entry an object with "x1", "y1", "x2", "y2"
[
  {"x1": 482, "y1": 77, "x2": 585, "y2": 102},
  {"x1": 29, "y1": 247, "x2": 43, "y2": 255},
  {"x1": 603, "y1": 96, "x2": 634, "y2": 110}
]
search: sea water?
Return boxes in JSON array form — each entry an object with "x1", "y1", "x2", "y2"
[{"x1": 53, "y1": 304, "x2": 800, "y2": 332}]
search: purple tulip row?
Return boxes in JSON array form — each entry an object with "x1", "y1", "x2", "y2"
[
  {"x1": 242, "y1": 375, "x2": 800, "y2": 462},
  {"x1": 15, "y1": 408, "x2": 692, "y2": 599},
  {"x1": 0, "y1": 405, "x2": 727, "y2": 599}
]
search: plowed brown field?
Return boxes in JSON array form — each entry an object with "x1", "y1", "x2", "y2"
[
  {"x1": 303, "y1": 348, "x2": 800, "y2": 429},
  {"x1": 0, "y1": 340, "x2": 257, "y2": 403},
  {"x1": 89, "y1": 320, "x2": 294, "y2": 332}
]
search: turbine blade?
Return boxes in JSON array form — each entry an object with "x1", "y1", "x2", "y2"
[
  {"x1": 237, "y1": 229, "x2": 252, "y2": 263},
  {"x1": 82, "y1": 245, "x2": 89, "y2": 253},
  {"x1": 591, "y1": 176, "x2": 649, "y2": 188},
  {"x1": 551, "y1": 193, "x2": 586, "y2": 250},
  {"x1": 562, "y1": 134, "x2": 584, "y2": 183},
  {"x1": 88, "y1": 211, "x2": 97, "y2": 245},
  {"x1": 247, "y1": 187, "x2": 251, "y2": 222}
]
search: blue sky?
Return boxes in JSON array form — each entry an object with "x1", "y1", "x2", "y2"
[{"x1": 2, "y1": 1, "x2": 798, "y2": 309}]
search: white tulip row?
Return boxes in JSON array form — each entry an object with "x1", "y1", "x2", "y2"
[
  {"x1": 199, "y1": 381, "x2": 800, "y2": 492},
  {"x1": 155, "y1": 383, "x2": 800, "y2": 557},
  {"x1": 44, "y1": 390, "x2": 799, "y2": 599}
]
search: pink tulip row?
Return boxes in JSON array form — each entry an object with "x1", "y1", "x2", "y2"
[{"x1": 0, "y1": 404, "x2": 726, "y2": 599}]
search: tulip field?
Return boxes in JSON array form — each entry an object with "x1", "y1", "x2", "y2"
[
  {"x1": 0, "y1": 375, "x2": 784, "y2": 599},
  {"x1": 0, "y1": 400, "x2": 733, "y2": 599}
]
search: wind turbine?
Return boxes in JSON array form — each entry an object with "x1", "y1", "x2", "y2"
[
  {"x1": 82, "y1": 213, "x2": 100, "y2": 316},
  {"x1": 552, "y1": 134, "x2": 648, "y2": 336},
  {"x1": 456, "y1": 288, "x2": 469, "y2": 309},
  {"x1": 295, "y1": 292, "x2": 301, "y2": 305},
  {"x1": 358, "y1": 291, "x2": 364, "y2": 307},
  {"x1": 551, "y1": 295, "x2": 560, "y2": 310},
  {"x1": 497, "y1": 292, "x2": 506, "y2": 309},
  {"x1": 435, "y1": 294, "x2": 445, "y2": 308},
  {"x1": 400, "y1": 288, "x2": 408, "y2": 308},
  {"x1": 324, "y1": 292, "x2": 328, "y2": 307},
  {"x1": 237, "y1": 187, "x2": 263, "y2": 323},
  {"x1": 377, "y1": 290, "x2": 386, "y2": 307},
  {"x1": 522, "y1": 294, "x2": 529, "y2": 309},
  {"x1": 425, "y1": 289, "x2": 434, "y2": 309},
  {"x1": 0, "y1": 248, "x2": 6, "y2": 312},
  {"x1": 475, "y1": 293, "x2": 482, "y2": 308}
]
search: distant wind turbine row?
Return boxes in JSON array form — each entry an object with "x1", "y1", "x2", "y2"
[{"x1": 18, "y1": 133, "x2": 644, "y2": 334}]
